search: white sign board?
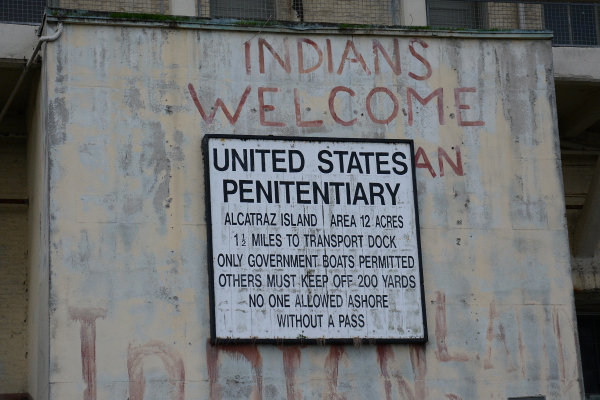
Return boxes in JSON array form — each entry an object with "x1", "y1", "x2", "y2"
[{"x1": 204, "y1": 135, "x2": 426, "y2": 343}]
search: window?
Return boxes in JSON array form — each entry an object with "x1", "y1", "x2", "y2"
[
  {"x1": 0, "y1": 0, "x2": 46, "y2": 24},
  {"x1": 427, "y1": 0, "x2": 484, "y2": 29},
  {"x1": 544, "y1": 4, "x2": 599, "y2": 46},
  {"x1": 209, "y1": 0, "x2": 276, "y2": 20}
]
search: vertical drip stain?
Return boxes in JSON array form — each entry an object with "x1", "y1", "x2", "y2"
[{"x1": 280, "y1": 345, "x2": 303, "y2": 400}]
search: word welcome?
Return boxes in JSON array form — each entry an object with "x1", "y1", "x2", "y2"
[{"x1": 188, "y1": 37, "x2": 484, "y2": 128}]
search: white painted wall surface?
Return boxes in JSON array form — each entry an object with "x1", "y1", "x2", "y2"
[
  {"x1": 38, "y1": 22, "x2": 581, "y2": 400},
  {"x1": 554, "y1": 46, "x2": 600, "y2": 82},
  {"x1": 0, "y1": 24, "x2": 38, "y2": 61}
]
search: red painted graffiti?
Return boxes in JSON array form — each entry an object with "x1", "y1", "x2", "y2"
[
  {"x1": 189, "y1": 37, "x2": 486, "y2": 128},
  {"x1": 408, "y1": 39, "x2": 432, "y2": 81},
  {"x1": 188, "y1": 83, "x2": 483, "y2": 128},
  {"x1": 206, "y1": 341, "x2": 263, "y2": 400},
  {"x1": 366, "y1": 87, "x2": 399, "y2": 124},
  {"x1": 484, "y1": 301, "x2": 517, "y2": 372},
  {"x1": 69, "y1": 307, "x2": 107, "y2": 400},
  {"x1": 454, "y1": 87, "x2": 484, "y2": 127},
  {"x1": 295, "y1": 88, "x2": 323, "y2": 127},
  {"x1": 297, "y1": 38, "x2": 323, "y2": 74},
  {"x1": 127, "y1": 340, "x2": 185, "y2": 400},
  {"x1": 553, "y1": 307, "x2": 580, "y2": 395},
  {"x1": 249, "y1": 37, "x2": 425, "y2": 78},
  {"x1": 407, "y1": 87, "x2": 444, "y2": 126},
  {"x1": 337, "y1": 40, "x2": 371, "y2": 75},
  {"x1": 329, "y1": 86, "x2": 357, "y2": 127},
  {"x1": 415, "y1": 146, "x2": 464, "y2": 178},
  {"x1": 187, "y1": 83, "x2": 251, "y2": 125},
  {"x1": 434, "y1": 291, "x2": 469, "y2": 362},
  {"x1": 259, "y1": 37, "x2": 291, "y2": 74},
  {"x1": 68, "y1": 303, "x2": 578, "y2": 399},
  {"x1": 373, "y1": 39, "x2": 401, "y2": 75},
  {"x1": 258, "y1": 87, "x2": 284, "y2": 127}
]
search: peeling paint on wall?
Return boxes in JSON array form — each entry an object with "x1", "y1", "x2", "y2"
[{"x1": 39, "y1": 22, "x2": 582, "y2": 399}]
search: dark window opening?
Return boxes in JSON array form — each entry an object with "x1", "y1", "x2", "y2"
[
  {"x1": 427, "y1": 0, "x2": 484, "y2": 29},
  {"x1": 578, "y1": 314, "x2": 600, "y2": 398},
  {"x1": 507, "y1": 397, "x2": 546, "y2": 400},
  {"x1": 209, "y1": 0, "x2": 276, "y2": 21}
]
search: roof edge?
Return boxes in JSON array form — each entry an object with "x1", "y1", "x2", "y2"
[{"x1": 45, "y1": 8, "x2": 554, "y2": 40}]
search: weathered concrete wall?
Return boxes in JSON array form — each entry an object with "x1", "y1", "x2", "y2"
[
  {"x1": 41, "y1": 21, "x2": 581, "y2": 399},
  {"x1": 0, "y1": 138, "x2": 28, "y2": 394},
  {"x1": 27, "y1": 67, "x2": 50, "y2": 400}
]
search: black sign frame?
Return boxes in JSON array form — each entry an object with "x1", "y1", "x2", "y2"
[{"x1": 203, "y1": 134, "x2": 427, "y2": 345}]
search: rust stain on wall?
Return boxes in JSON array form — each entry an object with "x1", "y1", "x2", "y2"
[
  {"x1": 409, "y1": 345, "x2": 427, "y2": 399},
  {"x1": 323, "y1": 345, "x2": 346, "y2": 400},
  {"x1": 376, "y1": 345, "x2": 394, "y2": 400},
  {"x1": 280, "y1": 345, "x2": 304, "y2": 400},
  {"x1": 206, "y1": 342, "x2": 264, "y2": 400},
  {"x1": 376, "y1": 344, "x2": 428, "y2": 400},
  {"x1": 206, "y1": 340, "x2": 221, "y2": 400}
]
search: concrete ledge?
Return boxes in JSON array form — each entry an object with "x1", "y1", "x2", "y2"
[
  {"x1": 46, "y1": 8, "x2": 554, "y2": 39},
  {"x1": 0, "y1": 24, "x2": 38, "y2": 61},
  {"x1": 554, "y1": 46, "x2": 600, "y2": 83}
]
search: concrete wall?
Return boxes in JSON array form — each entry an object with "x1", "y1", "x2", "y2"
[
  {"x1": 0, "y1": 138, "x2": 28, "y2": 394},
  {"x1": 0, "y1": 24, "x2": 38, "y2": 62},
  {"x1": 27, "y1": 65, "x2": 50, "y2": 400},
  {"x1": 554, "y1": 47, "x2": 600, "y2": 83},
  {"x1": 40, "y1": 21, "x2": 581, "y2": 399}
]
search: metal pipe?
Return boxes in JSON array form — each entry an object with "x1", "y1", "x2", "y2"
[{"x1": 0, "y1": 23, "x2": 63, "y2": 126}]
